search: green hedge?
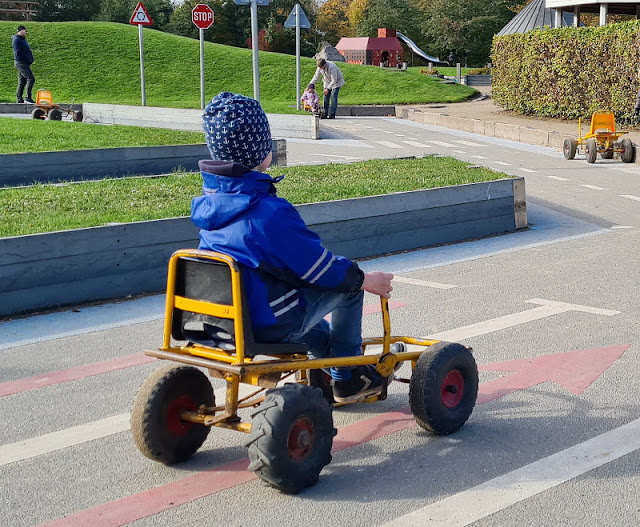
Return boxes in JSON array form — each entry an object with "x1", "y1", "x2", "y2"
[{"x1": 491, "y1": 20, "x2": 640, "y2": 121}]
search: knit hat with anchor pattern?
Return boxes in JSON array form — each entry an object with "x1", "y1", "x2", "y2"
[{"x1": 202, "y1": 92, "x2": 272, "y2": 169}]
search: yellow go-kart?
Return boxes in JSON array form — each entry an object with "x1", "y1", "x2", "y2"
[
  {"x1": 131, "y1": 249, "x2": 479, "y2": 493},
  {"x1": 563, "y1": 111, "x2": 634, "y2": 164}
]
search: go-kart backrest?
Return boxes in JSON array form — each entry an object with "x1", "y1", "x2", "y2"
[{"x1": 170, "y1": 254, "x2": 308, "y2": 357}]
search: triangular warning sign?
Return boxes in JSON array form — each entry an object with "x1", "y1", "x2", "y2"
[{"x1": 129, "y1": 2, "x2": 153, "y2": 26}]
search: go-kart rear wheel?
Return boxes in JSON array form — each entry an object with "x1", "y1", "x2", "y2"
[
  {"x1": 73, "y1": 110, "x2": 83, "y2": 122},
  {"x1": 409, "y1": 342, "x2": 478, "y2": 435},
  {"x1": 49, "y1": 109, "x2": 63, "y2": 121},
  {"x1": 31, "y1": 108, "x2": 45, "y2": 120},
  {"x1": 131, "y1": 364, "x2": 214, "y2": 465},
  {"x1": 563, "y1": 138, "x2": 577, "y2": 160},
  {"x1": 621, "y1": 137, "x2": 634, "y2": 163},
  {"x1": 600, "y1": 150, "x2": 613, "y2": 159},
  {"x1": 585, "y1": 138, "x2": 598, "y2": 163},
  {"x1": 246, "y1": 383, "x2": 335, "y2": 493}
]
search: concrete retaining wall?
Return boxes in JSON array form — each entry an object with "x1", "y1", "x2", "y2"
[
  {"x1": 0, "y1": 139, "x2": 287, "y2": 187},
  {"x1": 83, "y1": 103, "x2": 320, "y2": 140},
  {"x1": 0, "y1": 178, "x2": 525, "y2": 317}
]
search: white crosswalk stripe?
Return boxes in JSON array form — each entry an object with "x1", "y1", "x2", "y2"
[
  {"x1": 375, "y1": 140, "x2": 404, "y2": 149},
  {"x1": 429, "y1": 140, "x2": 457, "y2": 147},
  {"x1": 453, "y1": 140, "x2": 484, "y2": 147},
  {"x1": 403, "y1": 140, "x2": 432, "y2": 148}
]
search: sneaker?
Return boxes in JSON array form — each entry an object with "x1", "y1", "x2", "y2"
[
  {"x1": 16, "y1": 99, "x2": 24, "y2": 104},
  {"x1": 329, "y1": 114, "x2": 336, "y2": 119},
  {"x1": 332, "y1": 364, "x2": 388, "y2": 403},
  {"x1": 24, "y1": 98, "x2": 35, "y2": 104}
]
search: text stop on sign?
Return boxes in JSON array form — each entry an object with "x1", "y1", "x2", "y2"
[{"x1": 192, "y1": 4, "x2": 214, "y2": 29}]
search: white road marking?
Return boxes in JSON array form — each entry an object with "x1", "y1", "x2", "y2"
[
  {"x1": 383, "y1": 130, "x2": 395, "y2": 134},
  {"x1": 472, "y1": 155, "x2": 487, "y2": 159},
  {"x1": 453, "y1": 150, "x2": 466, "y2": 154},
  {"x1": 611, "y1": 225, "x2": 635, "y2": 229},
  {"x1": 621, "y1": 194, "x2": 640, "y2": 202},
  {"x1": 0, "y1": 299, "x2": 618, "y2": 464},
  {"x1": 454, "y1": 140, "x2": 484, "y2": 147},
  {"x1": 429, "y1": 140, "x2": 457, "y2": 148},
  {"x1": 494, "y1": 161, "x2": 511, "y2": 166},
  {"x1": 547, "y1": 176, "x2": 569, "y2": 181},
  {"x1": 518, "y1": 168, "x2": 537, "y2": 173},
  {"x1": 375, "y1": 140, "x2": 404, "y2": 149},
  {"x1": 402, "y1": 140, "x2": 432, "y2": 148},
  {"x1": 395, "y1": 134, "x2": 405, "y2": 137},
  {"x1": 427, "y1": 298, "x2": 618, "y2": 342},
  {"x1": 310, "y1": 153, "x2": 360, "y2": 160},
  {"x1": 393, "y1": 276, "x2": 456, "y2": 290},
  {"x1": 382, "y1": 417, "x2": 640, "y2": 527},
  {"x1": 581, "y1": 184, "x2": 606, "y2": 190}
]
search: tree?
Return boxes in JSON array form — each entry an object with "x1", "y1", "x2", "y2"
[
  {"x1": 95, "y1": 0, "x2": 174, "y2": 29},
  {"x1": 36, "y1": 0, "x2": 102, "y2": 21},
  {"x1": 419, "y1": 0, "x2": 516, "y2": 66},
  {"x1": 317, "y1": 0, "x2": 352, "y2": 44}
]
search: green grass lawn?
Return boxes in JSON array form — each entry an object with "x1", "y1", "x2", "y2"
[
  {"x1": 0, "y1": 156, "x2": 509, "y2": 237},
  {"x1": 0, "y1": 21, "x2": 476, "y2": 113},
  {"x1": 0, "y1": 117, "x2": 204, "y2": 154}
]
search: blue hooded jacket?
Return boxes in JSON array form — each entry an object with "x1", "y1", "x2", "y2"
[
  {"x1": 191, "y1": 160, "x2": 364, "y2": 334},
  {"x1": 12, "y1": 34, "x2": 33, "y2": 65}
]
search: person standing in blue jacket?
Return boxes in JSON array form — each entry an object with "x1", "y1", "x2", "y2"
[
  {"x1": 12, "y1": 25, "x2": 35, "y2": 104},
  {"x1": 192, "y1": 92, "x2": 394, "y2": 403}
]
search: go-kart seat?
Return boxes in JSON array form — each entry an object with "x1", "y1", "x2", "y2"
[
  {"x1": 588, "y1": 111, "x2": 616, "y2": 135},
  {"x1": 170, "y1": 252, "x2": 308, "y2": 358}
]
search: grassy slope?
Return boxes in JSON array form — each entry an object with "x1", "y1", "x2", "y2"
[{"x1": 0, "y1": 21, "x2": 475, "y2": 113}]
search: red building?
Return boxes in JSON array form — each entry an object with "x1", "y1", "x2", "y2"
[{"x1": 335, "y1": 28, "x2": 403, "y2": 67}]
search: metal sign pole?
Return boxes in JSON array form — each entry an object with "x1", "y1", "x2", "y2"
[
  {"x1": 250, "y1": 0, "x2": 260, "y2": 102},
  {"x1": 138, "y1": 24, "x2": 146, "y2": 106},
  {"x1": 295, "y1": 7, "x2": 300, "y2": 110},
  {"x1": 199, "y1": 28, "x2": 205, "y2": 109}
]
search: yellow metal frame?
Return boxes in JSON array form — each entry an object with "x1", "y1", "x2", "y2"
[
  {"x1": 577, "y1": 111, "x2": 628, "y2": 154},
  {"x1": 149, "y1": 249, "x2": 441, "y2": 433}
]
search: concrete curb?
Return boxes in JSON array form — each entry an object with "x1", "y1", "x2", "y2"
[
  {"x1": 396, "y1": 106, "x2": 638, "y2": 163},
  {"x1": 0, "y1": 139, "x2": 287, "y2": 188},
  {"x1": 0, "y1": 177, "x2": 525, "y2": 317},
  {"x1": 83, "y1": 103, "x2": 320, "y2": 140}
]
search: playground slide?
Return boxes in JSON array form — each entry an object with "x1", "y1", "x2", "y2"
[{"x1": 396, "y1": 32, "x2": 446, "y2": 66}]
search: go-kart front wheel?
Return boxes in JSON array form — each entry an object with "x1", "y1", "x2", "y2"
[
  {"x1": 585, "y1": 138, "x2": 598, "y2": 163},
  {"x1": 131, "y1": 364, "x2": 214, "y2": 465},
  {"x1": 621, "y1": 137, "x2": 634, "y2": 163},
  {"x1": 563, "y1": 138, "x2": 577, "y2": 160},
  {"x1": 409, "y1": 342, "x2": 478, "y2": 435},
  {"x1": 245, "y1": 383, "x2": 335, "y2": 493}
]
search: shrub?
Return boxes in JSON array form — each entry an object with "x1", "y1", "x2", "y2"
[
  {"x1": 466, "y1": 67, "x2": 490, "y2": 75},
  {"x1": 420, "y1": 67, "x2": 439, "y2": 75},
  {"x1": 491, "y1": 20, "x2": 640, "y2": 122}
]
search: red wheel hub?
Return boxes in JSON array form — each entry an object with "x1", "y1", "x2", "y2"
[
  {"x1": 441, "y1": 370, "x2": 464, "y2": 408},
  {"x1": 288, "y1": 418, "x2": 315, "y2": 461},
  {"x1": 166, "y1": 394, "x2": 196, "y2": 435}
]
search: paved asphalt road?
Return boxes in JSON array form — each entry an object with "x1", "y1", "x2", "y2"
[{"x1": 1, "y1": 116, "x2": 639, "y2": 527}]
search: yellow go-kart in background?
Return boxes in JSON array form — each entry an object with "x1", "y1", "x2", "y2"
[{"x1": 563, "y1": 111, "x2": 634, "y2": 164}]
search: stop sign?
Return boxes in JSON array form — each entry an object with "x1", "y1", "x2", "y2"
[{"x1": 192, "y1": 4, "x2": 214, "y2": 30}]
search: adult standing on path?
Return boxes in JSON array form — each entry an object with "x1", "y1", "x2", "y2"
[
  {"x1": 309, "y1": 58, "x2": 344, "y2": 119},
  {"x1": 12, "y1": 25, "x2": 35, "y2": 104}
]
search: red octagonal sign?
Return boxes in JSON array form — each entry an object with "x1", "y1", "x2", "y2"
[{"x1": 192, "y1": 4, "x2": 214, "y2": 30}]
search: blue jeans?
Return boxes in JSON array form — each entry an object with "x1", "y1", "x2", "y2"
[
  {"x1": 324, "y1": 87, "x2": 341, "y2": 117},
  {"x1": 255, "y1": 288, "x2": 363, "y2": 381}
]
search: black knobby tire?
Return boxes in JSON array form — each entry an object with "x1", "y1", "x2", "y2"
[
  {"x1": 31, "y1": 108, "x2": 45, "y2": 120},
  {"x1": 409, "y1": 342, "x2": 478, "y2": 435},
  {"x1": 563, "y1": 138, "x2": 577, "y2": 160},
  {"x1": 73, "y1": 110, "x2": 84, "y2": 122},
  {"x1": 245, "y1": 383, "x2": 335, "y2": 493},
  {"x1": 585, "y1": 138, "x2": 598, "y2": 163},
  {"x1": 600, "y1": 150, "x2": 613, "y2": 159},
  {"x1": 131, "y1": 364, "x2": 214, "y2": 465},
  {"x1": 621, "y1": 137, "x2": 634, "y2": 163},
  {"x1": 49, "y1": 109, "x2": 63, "y2": 121}
]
